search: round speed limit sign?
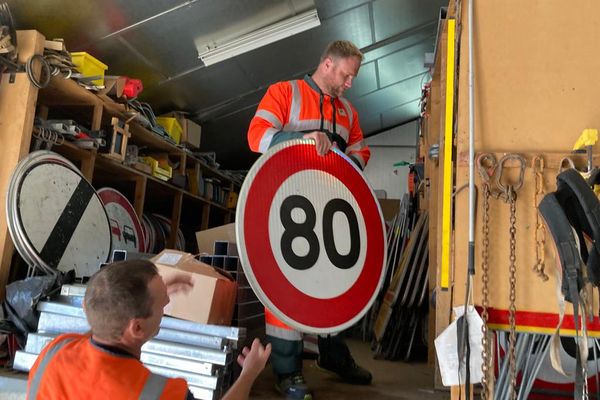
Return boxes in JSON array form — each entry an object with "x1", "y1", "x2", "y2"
[{"x1": 236, "y1": 139, "x2": 387, "y2": 334}]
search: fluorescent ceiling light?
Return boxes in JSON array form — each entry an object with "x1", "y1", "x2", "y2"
[{"x1": 198, "y1": 9, "x2": 320, "y2": 66}]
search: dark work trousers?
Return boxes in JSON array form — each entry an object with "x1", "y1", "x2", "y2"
[{"x1": 267, "y1": 333, "x2": 351, "y2": 376}]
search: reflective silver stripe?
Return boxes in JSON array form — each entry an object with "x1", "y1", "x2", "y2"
[
  {"x1": 266, "y1": 324, "x2": 302, "y2": 341},
  {"x1": 139, "y1": 372, "x2": 168, "y2": 400},
  {"x1": 286, "y1": 81, "x2": 351, "y2": 140},
  {"x1": 258, "y1": 127, "x2": 279, "y2": 153},
  {"x1": 336, "y1": 126, "x2": 350, "y2": 142},
  {"x1": 289, "y1": 80, "x2": 301, "y2": 123},
  {"x1": 255, "y1": 109, "x2": 282, "y2": 129},
  {"x1": 283, "y1": 119, "x2": 349, "y2": 141},
  {"x1": 28, "y1": 338, "x2": 75, "y2": 399},
  {"x1": 283, "y1": 119, "x2": 320, "y2": 132},
  {"x1": 303, "y1": 339, "x2": 319, "y2": 354},
  {"x1": 346, "y1": 140, "x2": 366, "y2": 152},
  {"x1": 339, "y1": 97, "x2": 354, "y2": 126}
]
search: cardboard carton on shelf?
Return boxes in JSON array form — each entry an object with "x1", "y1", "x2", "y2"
[
  {"x1": 182, "y1": 118, "x2": 201, "y2": 150},
  {"x1": 161, "y1": 111, "x2": 202, "y2": 150},
  {"x1": 151, "y1": 249, "x2": 237, "y2": 326},
  {"x1": 196, "y1": 223, "x2": 236, "y2": 255},
  {"x1": 98, "y1": 76, "x2": 144, "y2": 100}
]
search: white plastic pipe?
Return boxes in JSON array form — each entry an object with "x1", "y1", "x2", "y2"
[{"x1": 468, "y1": 0, "x2": 475, "y2": 276}]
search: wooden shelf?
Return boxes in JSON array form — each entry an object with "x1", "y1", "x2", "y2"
[
  {"x1": 53, "y1": 139, "x2": 96, "y2": 160},
  {"x1": 38, "y1": 76, "x2": 101, "y2": 106},
  {"x1": 128, "y1": 122, "x2": 181, "y2": 154},
  {"x1": 0, "y1": 30, "x2": 242, "y2": 297},
  {"x1": 93, "y1": 153, "x2": 233, "y2": 213},
  {"x1": 186, "y1": 154, "x2": 239, "y2": 183},
  {"x1": 182, "y1": 190, "x2": 232, "y2": 211},
  {"x1": 32, "y1": 72, "x2": 238, "y2": 252}
]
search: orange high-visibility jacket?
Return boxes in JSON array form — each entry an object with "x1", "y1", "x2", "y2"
[
  {"x1": 248, "y1": 75, "x2": 370, "y2": 169},
  {"x1": 27, "y1": 333, "x2": 189, "y2": 400}
]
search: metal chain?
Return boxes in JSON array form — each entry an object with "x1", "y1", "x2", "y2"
[
  {"x1": 495, "y1": 154, "x2": 524, "y2": 400},
  {"x1": 508, "y1": 187, "x2": 518, "y2": 400},
  {"x1": 479, "y1": 153, "x2": 523, "y2": 400},
  {"x1": 480, "y1": 182, "x2": 491, "y2": 400},
  {"x1": 532, "y1": 156, "x2": 548, "y2": 281},
  {"x1": 477, "y1": 153, "x2": 498, "y2": 400}
]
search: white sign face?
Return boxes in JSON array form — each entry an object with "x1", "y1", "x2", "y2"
[
  {"x1": 7, "y1": 151, "x2": 111, "y2": 278},
  {"x1": 98, "y1": 188, "x2": 145, "y2": 253},
  {"x1": 268, "y1": 169, "x2": 367, "y2": 299},
  {"x1": 236, "y1": 140, "x2": 387, "y2": 334}
]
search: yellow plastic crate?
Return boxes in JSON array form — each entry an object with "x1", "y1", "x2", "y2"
[
  {"x1": 139, "y1": 156, "x2": 173, "y2": 181},
  {"x1": 70, "y1": 52, "x2": 108, "y2": 86},
  {"x1": 156, "y1": 117, "x2": 183, "y2": 145}
]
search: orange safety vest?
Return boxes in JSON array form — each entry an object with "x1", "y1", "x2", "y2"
[
  {"x1": 27, "y1": 333, "x2": 189, "y2": 400},
  {"x1": 248, "y1": 75, "x2": 370, "y2": 169},
  {"x1": 264, "y1": 307, "x2": 302, "y2": 340}
]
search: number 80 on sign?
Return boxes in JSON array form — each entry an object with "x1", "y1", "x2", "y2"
[{"x1": 236, "y1": 140, "x2": 387, "y2": 334}]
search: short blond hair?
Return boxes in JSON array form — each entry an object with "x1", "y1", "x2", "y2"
[{"x1": 321, "y1": 40, "x2": 363, "y2": 63}]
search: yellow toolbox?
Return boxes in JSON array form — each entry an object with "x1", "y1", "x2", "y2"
[
  {"x1": 139, "y1": 156, "x2": 173, "y2": 181},
  {"x1": 70, "y1": 52, "x2": 108, "y2": 86},
  {"x1": 155, "y1": 117, "x2": 183, "y2": 145}
]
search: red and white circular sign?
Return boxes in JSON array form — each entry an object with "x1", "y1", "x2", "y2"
[
  {"x1": 236, "y1": 139, "x2": 387, "y2": 334},
  {"x1": 98, "y1": 188, "x2": 145, "y2": 253}
]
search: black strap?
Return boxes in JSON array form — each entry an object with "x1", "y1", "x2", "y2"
[
  {"x1": 456, "y1": 315, "x2": 470, "y2": 399},
  {"x1": 304, "y1": 75, "x2": 347, "y2": 153},
  {"x1": 539, "y1": 193, "x2": 585, "y2": 399},
  {"x1": 539, "y1": 193, "x2": 582, "y2": 324},
  {"x1": 556, "y1": 168, "x2": 600, "y2": 286},
  {"x1": 331, "y1": 96, "x2": 337, "y2": 141},
  {"x1": 324, "y1": 130, "x2": 347, "y2": 152}
]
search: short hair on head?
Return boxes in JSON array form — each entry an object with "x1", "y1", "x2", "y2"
[
  {"x1": 84, "y1": 260, "x2": 158, "y2": 341},
  {"x1": 321, "y1": 40, "x2": 363, "y2": 63}
]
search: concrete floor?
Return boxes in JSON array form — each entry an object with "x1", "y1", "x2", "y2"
[
  {"x1": 0, "y1": 339, "x2": 449, "y2": 400},
  {"x1": 249, "y1": 339, "x2": 449, "y2": 400}
]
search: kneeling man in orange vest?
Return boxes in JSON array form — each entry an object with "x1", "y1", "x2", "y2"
[{"x1": 27, "y1": 259, "x2": 271, "y2": 400}]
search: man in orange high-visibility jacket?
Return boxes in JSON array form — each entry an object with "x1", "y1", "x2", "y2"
[
  {"x1": 247, "y1": 40, "x2": 372, "y2": 400},
  {"x1": 27, "y1": 260, "x2": 271, "y2": 400}
]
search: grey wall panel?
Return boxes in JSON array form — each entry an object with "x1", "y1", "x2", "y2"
[
  {"x1": 377, "y1": 42, "x2": 433, "y2": 87},
  {"x1": 346, "y1": 61, "x2": 378, "y2": 99},
  {"x1": 372, "y1": 0, "x2": 446, "y2": 42},
  {"x1": 381, "y1": 100, "x2": 420, "y2": 127}
]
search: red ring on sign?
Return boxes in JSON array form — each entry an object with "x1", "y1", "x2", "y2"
[
  {"x1": 244, "y1": 144, "x2": 384, "y2": 328},
  {"x1": 98, "y1": 188, "x2": 145, "y2": 252}
]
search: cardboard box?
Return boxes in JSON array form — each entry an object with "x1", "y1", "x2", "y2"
[
  {"x1": 196, "y1": 223, "x2": 236, "y2": 255},
  {"x1": 378, "y1": 199, "x2": 401, "y2": 222},
  {"x1": 98, "y1": 76, "x2": 143, "y2": 99},
  {"x1": 98, "y1": 76, "x2": 126, "y2": 97},
  {"x1": 161, "y1": 112, "x2": 202, "y2": 149},
  {"x1": 151, "y1": 250, "x2": 237, "y2": 325},
  {"x1": 182, "y1": 119, "x2": 202, "y2": 149},
  {"x1": 45, "y1": 39, "x2": 65, "y2": 52}
]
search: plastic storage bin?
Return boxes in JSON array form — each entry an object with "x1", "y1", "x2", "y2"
[
  {"x1": 139, "y1": 156, "x2": 173, "y2": 181},
  {"x1": 70, "y1": 52, "x2": 108, "y2": 86},
  {"x1": 155, "y1": 117, "x2": 183, "y2": 144}
]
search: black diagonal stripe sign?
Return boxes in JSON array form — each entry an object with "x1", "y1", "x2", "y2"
[{"x1": 39, "y1": 179, "x2": 95, "y2": 269}]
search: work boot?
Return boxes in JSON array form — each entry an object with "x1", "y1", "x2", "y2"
[
  {"x1": 317, "y1": 335, "x2": 373, "y2": 385},
  {"x1": 275, "y1": 373, "x2": 313, "y2": 400}
]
